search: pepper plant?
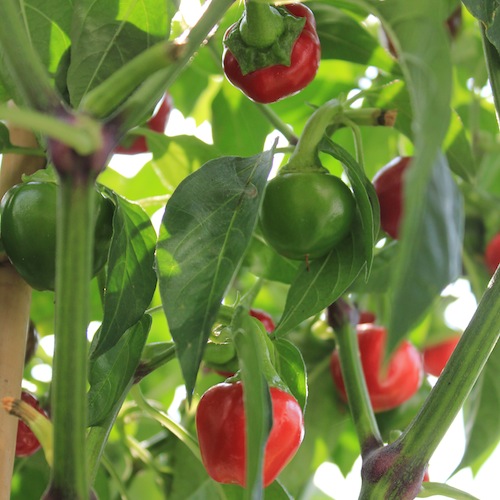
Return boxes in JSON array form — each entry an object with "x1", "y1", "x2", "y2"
[{"x1": 0, "y1": 1, "x2": 500, "y2": 499}]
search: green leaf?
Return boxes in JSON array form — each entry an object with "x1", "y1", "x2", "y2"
[
  {"x1": 462, "y1": 0, "x2": 500, "y2": 56},
  {"x1": 455, "y1": 340, "x2": 500, "y2": 474},
  {"x1": 417, "y1": 481, "x2": 479, "y2": 500},
  {"x1": 88, "y1": 315, "x2": 151, "y2": 426},
  {"x1": 243, "y1": 231, "x2": 300, "y2": 284},
  {"x1": 371, "y1": 0, "x2": 457, "y2": 352},
  {"x1": 91, "y1": 192, "x2": 157, "y2": 358},
  {"x1": 234, "y1": 325, "x2": 273, "y2": 499},
  {"x1": 387, "y1": 154, "x2": 464, "y2": 354},
  {"x1": 156, "y1": 149, "x2": 274, "y2": 397},
  {"x1": 310, "y1": 2, "x2": 397, "y2": 74},
  {"x1": 274, "y1": 339, "x2": 308, "y2": 411},
  {"x1": 66, "y1": 0, "x2": 169, "y2": 107},
  {"x1": 320, "y1": 138, "x2": 380, "y2": 273},
  {"x1": 274, "y1": 224, "x2": 365, "y2": 337},
  {"x1": 211, "y1": 85, "x2": 272, "y2": 157}
]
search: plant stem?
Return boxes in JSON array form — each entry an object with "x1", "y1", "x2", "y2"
[
  {"x1": 101, "y1": 454, "x2": 132, "y2": 500},
  {"x1": 48, "y1": 176, "x2": 96, "y2": 499},
  {"x1": 398, "y1": 273, "x2": 500, "y2": 460},
  {"x1": 327, "y1": 302, "x2": 383, "y2": 455},
  {"x1": 0, "y1": 0, "x2": 61, "y2": 111},
  {"x1": 0, "y1": 105, "x2": 102, "y2": 155},
  {"x1": 360, "y1": 273, "x2": 500, "y2": 499},
  {"x1": 81, "y1": 43, "x2": 182, "y2": 119},
  {"x1": 255, "y1": 103, "x2": 298, "y2": 144},
  {"x1": 282, "y1": 100, "x2": 393, "y2": 173},
  {"x1": 113, "y1": 0, "x2": 235, "y2": 137},
  {"x1": 130, "y1": 385, "x2": 201, "y2": 461}
]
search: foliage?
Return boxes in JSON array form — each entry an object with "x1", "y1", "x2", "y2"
[{"x1": 2, "y1": 0, "x2": 500, "y2": 499}]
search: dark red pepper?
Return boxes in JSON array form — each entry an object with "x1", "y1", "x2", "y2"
[
  {"x1": 223, "y1": 4, "x2": 321, "y2": 104},
  {"x1": 115, "y1": 93, "x2": 173, "y2": 154},
  {"x1": 15, "y1": 391, "x2": 48, "y2": 457}
]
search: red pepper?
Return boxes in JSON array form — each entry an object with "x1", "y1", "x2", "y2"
[
  {"x1": 422, "y1": 335, "x2": 461, "y2": 377},
  {"x1": 115, "y1": 93, "x2": 173, "y2": 154},
  {"x1": 196, "y1": 381, "x2": 304, "y2": 486},
  {"x1": 223, "y1": 4, "x2": 321, "y2": 104},
  {"x1": 15, "y1": 391, "x2": 48, "y2": 457},
  {"x1": 330, "y1": 324, "x2": 423, "y2": 412}
]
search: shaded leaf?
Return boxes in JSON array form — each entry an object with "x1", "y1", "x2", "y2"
[
  {"x1": 274, "y1": 339, "x2": 308, "y2": 411},
  {"x1": 88, "y1": 315, "x2": 151, "y2": 426},
  {"x1": 91, "y1": 191, "x2": 157, "y2": 358}
]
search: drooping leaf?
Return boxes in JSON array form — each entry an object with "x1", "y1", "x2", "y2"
[
  {"x1": 91, "y1": 191, "x2": 157, "y2": 358},
  {"x1": 371, "y1": 0, "x2": 457, "y2": 353},
  {"x1": 156, "y1": 149, "x2": 274, "y2": 396},
  {"x1": 88, "y1": 315, "x2": 151, "y2": 426},
  {"x1": 387, "y1": 154, "x2": 464, "y2": 354}
]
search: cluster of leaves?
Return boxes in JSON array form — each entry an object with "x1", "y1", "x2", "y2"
[{"x1": 3, "y1": 0, "x2": 500, "y2": 498}]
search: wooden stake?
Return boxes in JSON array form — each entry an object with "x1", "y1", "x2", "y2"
[{"x1": 0, "y1": 123, "x2": 45, "y2": 500}]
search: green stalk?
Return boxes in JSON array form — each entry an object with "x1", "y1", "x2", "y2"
[
  {"x1": 81, "y1": 43, "x2": 182, "y2": 118},
  {"x1": 45, "y1": 176, "x2": 96, "y2": 499},
  {"x1": 255, "y1": 103, "x2": 299, "y2": 144},
  {"x1": 86, "y1": 0, "x2": 234, "y2": 135},
  {"x1": 327, "y1": 303, "x2": 383, "y2": 455},
  {"x1": 0, "y1": 105, "x2": 101, "y2": 155},
  {"x1": 360, "y1": 273, "x2": 500, "y2": 499},
  {"x1": 0, "y1": 0, "x2": 61, "y2": 110},
  {"x1": 130, "y1": 385, "x2": 201, "y2": 461},
  {"x1": 239, "y1": 1, "x2": 284, "y2": 48},
  {"x1": 282, "y1": 101, "x2": 394, "y2": 173}
]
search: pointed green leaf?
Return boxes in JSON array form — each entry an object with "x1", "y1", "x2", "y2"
[
  {"x1": 91, "y1": 192, "x2": 157, "y2": 358},
  {"x1": 88, "y1": 315, "x2": 151, "y2": 426},
  {"x1": 156, "y1": 149, "x2": 274, "y2": 396},
  {"x1": 274, "y1": 225, "x2": 365, "y2": 337}
]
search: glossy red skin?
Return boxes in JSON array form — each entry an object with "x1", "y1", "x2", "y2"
[
  {"x1": 223, "y1": 4, "x2": 321, "y2": 104},
  {"x1": 115, "y1": 93, "x2": 172, "y2": 154},
  {"x1": 423, "y1": 335, "x2": 461, "y2": 377},
  {"x1": 249, "y1": 308, "x2": 276, "y2": 333},
  {"x1": 330, "y1": 324, "x2": 423, "y2": 412},
  {"x1": 16, "y1": 392, "x2": 48, "y2": 457},
  {"x1": 196, "y1": 382, "x2": 304, "y2": 486},
  {"x1": 485, "y1": 233, "x2": 500, "y2": 274},
  {"x1": 372, "y1": 156, "x2": 412, "y2": 240}
]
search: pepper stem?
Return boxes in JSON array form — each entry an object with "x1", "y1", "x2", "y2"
[{"x1": 239, "y1": 2, "x2": 284, "y2": 49}]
